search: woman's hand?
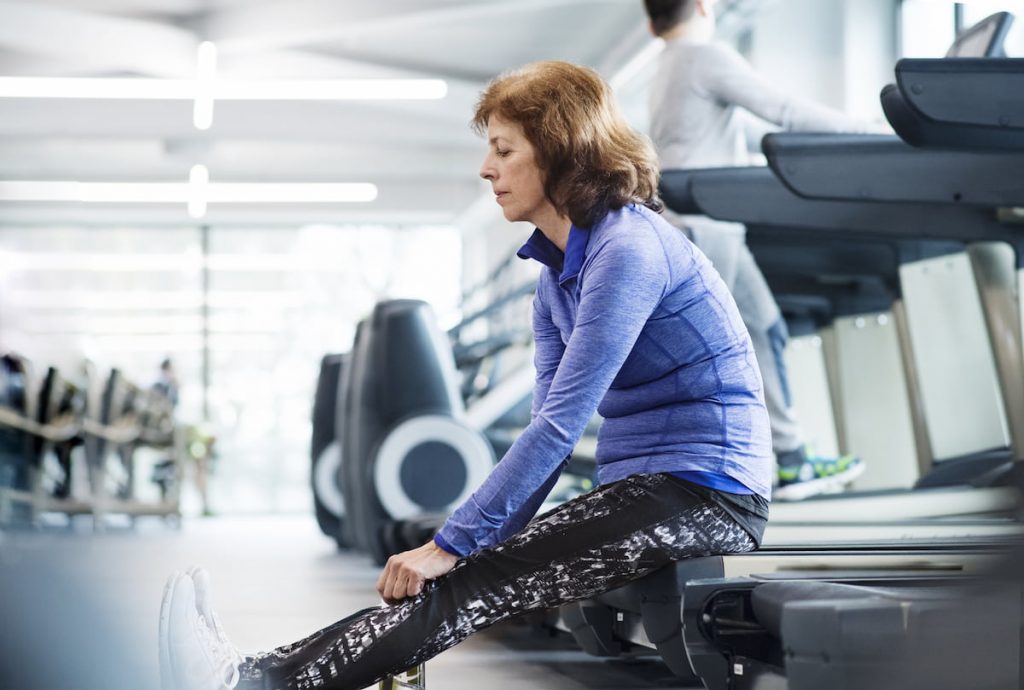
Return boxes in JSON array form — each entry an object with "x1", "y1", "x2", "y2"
[{"x1": 376, "y1": 540, "x2": 459, "y2": 605}]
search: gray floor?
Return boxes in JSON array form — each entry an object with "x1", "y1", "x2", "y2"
[{"x1": 0, "y1": 514, "x2": 702, "y2": 689}]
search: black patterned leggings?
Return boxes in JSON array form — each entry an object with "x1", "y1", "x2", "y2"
[{"x1": 239, "y1": 473, "x2": 757, "y2": 690}]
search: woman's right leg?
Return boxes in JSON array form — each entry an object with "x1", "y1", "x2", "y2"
[{"x1": 242, "y1": 473, "x2": 756, "y2": 690}]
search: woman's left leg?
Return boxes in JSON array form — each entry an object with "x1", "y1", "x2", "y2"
[{"x1": 241, "y1": 474, "x2": 756, "y2": 690}]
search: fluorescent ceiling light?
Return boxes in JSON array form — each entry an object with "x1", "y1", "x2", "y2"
[
  {"x1": 0, "y1": 180, "x2": 378, "y2": 203},
  {"x1": 0, "y1": 180, "x2": 378, "y2": 209},
  {"x1": 194, "y1": 42, "x2": 218, "y2": 130},
  {"x1": 203, "y1": 184, "x2": 378, "y2": 203},
  {"x1": 0, "y1": 77, "x2": 448, "y2": 100},
  {"x1": 0, "y1": 250, "x2": 376, "y2": 272},
  {"x1": 215, "y1": 80, "x2": 448, "y2": 100},
  {"x1": 20, "y1": 314, "x2": 289, "y2": 335},
  {"x1": 5, "y1": 289, "x2": 305, "y2": 310}
]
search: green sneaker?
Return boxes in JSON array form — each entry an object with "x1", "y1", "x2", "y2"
[{"x1": 774, "y1": 448, "x2": 864, "y2": 501}]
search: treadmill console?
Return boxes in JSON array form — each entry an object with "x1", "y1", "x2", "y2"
[{"x1": 945, "y1": 11, "x2": 1014, "y2": 57}]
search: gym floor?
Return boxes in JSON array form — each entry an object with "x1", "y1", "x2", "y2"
[{"x1": 1, "y1": 515, "x2": 701, "y2": 690}]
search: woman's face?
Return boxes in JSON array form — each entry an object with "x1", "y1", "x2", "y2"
[{"x1": 479, "y1": 114, "x2": 553, "y2": 226}]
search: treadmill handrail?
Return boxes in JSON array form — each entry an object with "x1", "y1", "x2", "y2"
[
  {"x1": 686, "y1": 166, "x2": 1023, "y2": 246},
  {"x1": 658, "y1": 169, "x2": 703, "y2": 214},
  {"x1": 896, "y1": 58, "x2": 1024, "y2": 129},
  {"x1": 762, "y1": 132, "x2": 1024, "y2": 206}
]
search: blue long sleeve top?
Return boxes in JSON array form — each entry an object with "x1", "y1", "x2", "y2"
[{"x1": 435, "y1": 204, "x2": 772, "y2": 557}]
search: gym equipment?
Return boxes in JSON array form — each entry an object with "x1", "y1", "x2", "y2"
[
  {"x1": 311, "y1": 353, "x2": 348, "y2": 548},
  {"x1": 684, "y1": 571, "x2": 1021, "y2": 690},
  {"x1": 551, "y1": 522, "x2": 1022, "y2": 678},
  {"x1": 323, "y1": 271, "x2": 596, "y2": 558},
  {"x1": 678, "y1": 34, "x2": 1024, "y2": 689},
  {"x1": 342, "y1": 300, "x2": 494, "y2": 565},
  {"x1": 0, "y1": 354, "x2": 34, "y2": 524},
  {"x1": 880, "y1": 15, "x2": 1022, "y2": 154},
  {"x1": 556, "y1": 12, "x2": 1024, "y2": 682},
  {"x1": 313, "y1": 242, "x2": 543, "y2": 551},
  {"x1": 945, "y1": 10, "x2": 1014, "y2": 57},
  {"x1": 0, "y1": 355, "x2": 183, "y2": 528},
  {"x1": 332, "y1": 295, "x2": 599, "y2": 561},
  {"x1": 34, "y1": 366, "x2": 85, "y2": 500}
]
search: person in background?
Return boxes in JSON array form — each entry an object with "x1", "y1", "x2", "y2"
[
  {"x1": 151, "y1": 358, "x2": 183, "y2": 503},
  {"x1": 159, "y1": 60, "x2": 771, "y2": 690},
  {"x1": 643, "y1": 0, "x2": 871, "y2": 500},
  {"x1": 153, "y1": 358, "x2": 179, "y2": 409}
]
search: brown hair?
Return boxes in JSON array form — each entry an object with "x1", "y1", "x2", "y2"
[
  {"x1": 472, "y1": 61, "x2": 662, "y2": 229},
  {"x1": 643, "y1": 0, "x2": 698, "y2": 36}
]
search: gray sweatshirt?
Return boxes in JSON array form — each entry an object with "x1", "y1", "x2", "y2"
[{"x1": 649, "y1": 38, "x2": 869, "y2": 169}]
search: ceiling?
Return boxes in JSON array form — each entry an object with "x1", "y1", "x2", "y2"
[{"x1": 0, "y1": 0, "x2": 667, "y2": 226}]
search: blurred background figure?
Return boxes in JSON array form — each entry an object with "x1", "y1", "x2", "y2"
[{"x1": 153, "y1": 358, "x2": 180, "y2": 410}]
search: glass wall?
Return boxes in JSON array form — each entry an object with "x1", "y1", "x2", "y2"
[
  {"x1": 900, "y1": 0, "x2": 1024, "y2": 57},
  {"x1": 0, "y1": 223, "x2": 461, "y2": 514}
]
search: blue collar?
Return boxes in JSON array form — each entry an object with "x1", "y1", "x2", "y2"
[{"x1": 517, "y1": 225, "x2": 591, "y2": 287}]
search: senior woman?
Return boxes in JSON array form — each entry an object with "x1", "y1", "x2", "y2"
[{"x1": 160, "y1": 60, "x2": 771, "y2": 690}]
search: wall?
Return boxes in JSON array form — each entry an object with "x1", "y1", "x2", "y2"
[{"x1": 748, "y1": 0, "x2": 898, "y2": 120}]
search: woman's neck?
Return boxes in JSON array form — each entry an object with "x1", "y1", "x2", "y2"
[{"x1": 534, "y1": 208, "x2": 573, "y2": 252}]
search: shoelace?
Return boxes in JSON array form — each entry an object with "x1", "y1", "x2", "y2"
[
  {"x1": 197, "y1": 615, "x2": 241, "y2": 689},
  {"x1": 210, "y1": 611, "x2": 245, "y2": 668}
]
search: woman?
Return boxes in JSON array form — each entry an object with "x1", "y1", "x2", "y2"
[{"x1": 160, "y1": 60, "x2": 771, "y2": 690}]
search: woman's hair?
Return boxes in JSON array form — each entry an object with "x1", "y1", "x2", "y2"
[{"x1": 472, "y1": 61, "x2": 662, "y2": 229}]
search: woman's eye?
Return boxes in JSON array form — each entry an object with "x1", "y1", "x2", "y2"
[{"x1": 496, "y1": 149, "x2": 510, "y2": 157}]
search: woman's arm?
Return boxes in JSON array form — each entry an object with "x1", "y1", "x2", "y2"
[
  {"x1": 531, "y1": 288, "x2": 567, "y2": 418},
  {"x1": 436, "y1": 289, "x2": 569, "y2": 553},
  {"x1": 436, "y1": 227, "x2": 670, "y2": 556}
]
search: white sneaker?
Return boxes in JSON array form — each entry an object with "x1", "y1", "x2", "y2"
[
  {"x1": 159, "y1": 571, "x2": 185, "y2": 690},
  {"x1": 164, "y1": 573, "x2": 241, "y2": 690},
  {"x1": 187, "y1": 566, "x2": 244, "y2": 669}
]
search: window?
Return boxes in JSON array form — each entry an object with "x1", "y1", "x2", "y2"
[
  {"x1": 900, "y1": 1, "x2": 1023, "y2": 57},
  {"x1": 0, "y1": 223, "x2": 461, "y2": 514}
]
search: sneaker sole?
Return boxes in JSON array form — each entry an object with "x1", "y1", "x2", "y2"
[
  {"x1": 159, "y1": 571, "x2": 184, "y2": 690},
  {"x1": 773, "y1": 461, "x2": 866, "y2": 501}
]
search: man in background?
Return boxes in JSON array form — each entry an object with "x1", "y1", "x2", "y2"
[{"x1": 644, "y1": 0, "x2": 872, "y2": 499}]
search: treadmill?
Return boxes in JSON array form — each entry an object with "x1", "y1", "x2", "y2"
[
  {"x1": 679, "y1": 150, "x2": 1024, "y2": 687},
  {"x1": 556, "y1": 166, "x2": 1024, "y2": 680},
  {"x1": 565, "y1": 135, "x2": 1024, "y2": 672},
  {"x1": 678, "y1": 18, "x2": 1024, "y2": 690},
  {"x1": 553, "y1": 12, "x2": 1024, "y2": 687}
]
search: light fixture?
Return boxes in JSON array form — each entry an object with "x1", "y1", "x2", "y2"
[
  {"x1": 0, "y1": 178, "x2": 379, "y2": 217},
  {"x1": 0, "y1": 77, "x2": 448, "y2": 100},
  {"x1": 194, "y1": 42, "x2": 218, "y2": 130}
]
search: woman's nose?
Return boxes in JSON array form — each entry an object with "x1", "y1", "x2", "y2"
[{"x1": 479, "y1": 156, "x2": 495, "y2": 180}]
